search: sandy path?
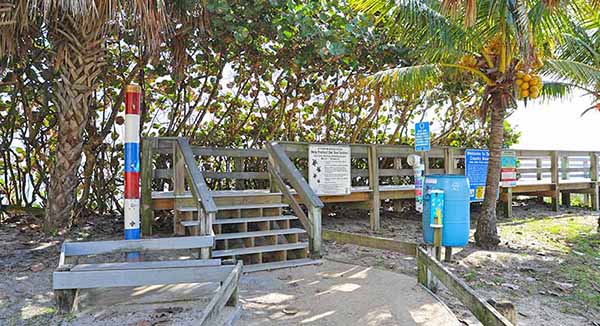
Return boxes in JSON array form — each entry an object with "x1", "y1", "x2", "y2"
[{"x1": 239, "y1": 259, "x2": 460, "y2": 325}]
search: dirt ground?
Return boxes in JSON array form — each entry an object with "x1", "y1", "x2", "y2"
[
  {"x1": 323, "y1": 199, "x2": 600, "y2": 326},
  {"x1": 2, "y1": 199, "x2": 599, "y2": 325}
]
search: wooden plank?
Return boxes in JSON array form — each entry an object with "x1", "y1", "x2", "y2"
[
  {"x1": 322, "y1": 230, "x2": 417, "y2": 256},
  {"x1": 198, "y1": 262, "x2": 242, "y2": 326},
  {"x1": 190, "y1": 146, "x2": 268, "y2": 158},
  {"x1": 213, "y1": 215, "x2": 298, "y2": 225},
  {"x1": 416, "y1": 247, "x2": 513, "y2": 326},
  {"x1": 63, "y1": 236, "x2": 214, "y2": 256},
  {"x1": 141, "y1": 138, "x2": 155, "y2": 236},
  {"x1": 173, "y1": 146, "x2": 186, "y2": 235},
  {"x1": 70, "y1": 259, "x2": 222, "y2": 272},
  {"x1": 503, "y1": 188, "x2": 513, "y2": 219},
  {"x1": 216, "y1": 203, "x2": 288, "y2": 210},
  {"x1": 154, "y1": 168, "x2": 172, "y2": 179},
  {"x1": 368, "y1": 145, "x2": 381, "y2": 231},
  {"x1": 212, "y1": 243, "x2": 308, "y2": 257},
  {"x1": 53, "y1": 265, "x2": 235, "y2": 290},
  {"x1": 379, "y1": 169, "x2": 413, "y2": 177},
  {"x1": 215, "y1": 228, "x2": 305, "y2": 240},
  {"x1": 203, "y1": 171, "x2": 270, "y2": 180}
]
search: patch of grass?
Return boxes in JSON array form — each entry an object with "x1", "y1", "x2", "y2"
[
  {"x1": 463, "y1": 271, "x2": 477, "y2": 282},
  {"x1": 501, "y1": 215, "x2": 600, "y2": 311},
  {"x1": 500, "y1": 216, "x2": 595, "y2": 252}
]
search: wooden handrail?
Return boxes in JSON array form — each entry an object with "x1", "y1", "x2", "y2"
[
  {"x1": 266, "y1": 142, "x2": 324, "y2": 209},
  {"x1": 176, "y1": 138, "x2": 218, "y2": 214},
  {"x1": 267, "y1": 160, "x2": 313, "y2": 234}
]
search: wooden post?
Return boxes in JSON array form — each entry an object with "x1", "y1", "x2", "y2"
[
  {"x1": 503, "y1": 187, "x2": 513, "y2": 219},
  {"x1": 551, "y1": 151, "x2": 560, "y2": 211},
  {"x1": 173, "y1": 145, "x2": 186, "y2": 235},
  {"x1": 591, "y1": 153, "x2": 599, "y2": 211},
  {"x1": 308, "y1": 206, "x2": 322, "y2": 258},
  {"x1": 561, "y1": 156, "x2": 569, "y2": 180},
  {"x1": 444, "y1": 247, "x2": 453, "y2": 263},
  {"x1": 536, "y1": 158, "x2": 543, "y2": 180},
  {"x1": 393, "y1": 157, "x2": 402, "y2": 212},
  {"x1": 55, "y1": 288, "x2": 79, "y2": 314},
  {"x1": 368, "y1": 145, "x2": 381, "y2": 231},
  {"x1": 536, "y1": 158, "x2": 544, "y2": 203},
  {"x1": 444, "y1": 148, "x2": 455, "y2": 174},
  {"x1": 140, "y1": 138, "x2": 154, "y2": 236},
  {"x1": 234, "y1": 157, "x2": 245, "y2": 190}
]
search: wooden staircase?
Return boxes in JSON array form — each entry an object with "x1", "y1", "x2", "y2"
[{"x1": 156, "y1": 190, "x2": 319, "y2": 272}]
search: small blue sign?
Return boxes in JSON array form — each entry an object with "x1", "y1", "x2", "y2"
[
  {"x1": 465, "y1": 149, "x2": 489, "y2": 202},
  {"x1": 415, "y1": 122, "x2": 430, "y2": 152}
]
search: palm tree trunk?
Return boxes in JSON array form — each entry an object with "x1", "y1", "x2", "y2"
[
  {"x1": 475, "y1": 94, "x2": 505, "y2": 249},
  {"x1": 45, "y1": 16, "x2": 105, "y2": 230}
]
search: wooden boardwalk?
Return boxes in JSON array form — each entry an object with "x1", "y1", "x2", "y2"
[{"x1": 141, "y1": 138, "x2": 599, "y2": 264}]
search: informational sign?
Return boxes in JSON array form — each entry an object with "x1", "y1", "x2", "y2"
[
  {"x1": 501, "y1": 150, "x2": 517, "y2": 187},
  {"x1": 415, "y1": 122, "x2": 431, "y2": 152},
  {"x1": 308, "y1": 145, "x2": 351, "y2": 195},
  {"x1": 465, "y1": 149, "x2": 489, "y2": 202}
]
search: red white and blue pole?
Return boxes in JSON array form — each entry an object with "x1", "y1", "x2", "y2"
[{"x1": 124, "y1": 84, "x2": 141, "y2": 260}]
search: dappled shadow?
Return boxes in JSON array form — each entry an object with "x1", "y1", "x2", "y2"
[{"x1": 240, "y1": 260, "x2": 460, "y2": 325}]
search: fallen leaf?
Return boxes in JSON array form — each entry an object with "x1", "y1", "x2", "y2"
[{"x1": 30, "y1": 263, "x2": 44, "y2": 272}]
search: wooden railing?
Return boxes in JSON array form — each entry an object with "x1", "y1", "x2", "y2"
[
  {"x1": 266, "y1": 142, "x2": 324, "y2": 257},
  {"x1": 142, "y1": 137, "x2": 599, "y2": 240},
  {"x1": 141, "y1": 137, "x2": 216, "y2": 258}
]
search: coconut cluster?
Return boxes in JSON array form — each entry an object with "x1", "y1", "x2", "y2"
[{"x1": 515, "y1": 71, "x2": 542, "y2": 99}]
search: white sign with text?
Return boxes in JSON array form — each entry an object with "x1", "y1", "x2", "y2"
[{"x1": 308, "y1": 145, "x2": 351, "y2": 195}]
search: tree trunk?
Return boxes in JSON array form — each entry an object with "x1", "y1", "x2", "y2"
[
  {"x1": 474, "y1": 95, "x2": 505, "y2": 249},
  {"x1": 45, "y1": 16, "x2": 105, "y2": 230}
]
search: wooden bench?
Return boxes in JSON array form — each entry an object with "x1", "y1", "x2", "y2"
[{"x1": 53, "y1": 235, "x2": 241, "y2": 325}]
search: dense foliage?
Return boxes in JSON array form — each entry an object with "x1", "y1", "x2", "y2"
[{"x1": 0, "y1": 0, "x2": 520, "y2": 220}]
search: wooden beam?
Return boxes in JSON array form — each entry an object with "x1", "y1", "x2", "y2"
[
  {"x1": 53, "y1": 265, "x2": 234, "y2": 290},
  {"x1": 322, "y1": 230, "x2": 417, "y2": 256},
  {"x1": 368, "y1": 145, "x2": 381, "y2": 231},
  {"x1": 503, "y1": 188, "x2": 513, "y2": 219},
  {"x1": 591, "y1": 154, "x2": 599, "y2": 212},
  {"x1": 197, "y1": 262, "x2": 242, "y2": 326},
  {"x1": 551, "y1": 151, "x2": 560, "y2": 211},
  {"x1": 141, "y1": 138, "x2": 155, "y2": 236},
  {"x1": 308, "y1": 206, "x2": 322, "y2": 258},
  {"x1": 416, "y1": 247, "x2": 514, "y2": 326},
  {"x1": 63, "y1": 236, "x2": 214, "y2": 256}
]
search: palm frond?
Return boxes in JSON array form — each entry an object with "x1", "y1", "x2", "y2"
[
  {"x1": 539, "y1": 81, "x2": 577, "y2": 101},
  {"x1": 541, "y1": 59, "x2": 600, "y2": 86},
  {"x1": 367, "y1": 64, "x2": 443, "y2": 97}
]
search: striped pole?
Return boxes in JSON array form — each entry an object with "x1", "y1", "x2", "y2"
[{"x1": 124, "y1": 84, "x2": 141, "y2": 260}]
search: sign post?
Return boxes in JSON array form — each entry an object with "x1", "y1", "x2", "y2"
[
  {"x1": 413, "y1": 122, "x2": 431, "y2": 212},
  {"x1": 308, "y1": 145, "x2": 351, "y2": 195},
  {"x1": 124, "y1": 84, "x2": 141, "y2": 261}
]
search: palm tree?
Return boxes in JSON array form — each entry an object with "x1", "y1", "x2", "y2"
[
  {"x1": 352, "y1": 0, "x2": 600, "y2": 248},
  {"x1": 0, "y1": 1, "x2": 208, "y2": 229}
]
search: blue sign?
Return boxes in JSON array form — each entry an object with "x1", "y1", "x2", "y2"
[
  {"x1": 415, "y1": 122, "x2": 430, "y2": 152},
  {"x1": 465, "y1": 149, "x2": 489, "y2": 202}
]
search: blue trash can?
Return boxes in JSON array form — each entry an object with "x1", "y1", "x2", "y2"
[{"x1": 422, "y1": 174, "x2": 470, "y2": 246}]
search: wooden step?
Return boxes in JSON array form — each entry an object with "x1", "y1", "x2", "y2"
[
  {"x1": 181, "y1": 220, "x2": 201, "y2": 227},
  {"x1": 243, "y1": 258, "x2": 322, "y2": 273},
  {"x1": 215, "y1": 228, "x2": 305, "y2": 241},
  {"x1": 212, "y1": 243, "x2": 307, "y2": 258},
  {"x1": 216, "y1": 203, "x2": 288, "y2": 211},
  {"x1": 213, "y1": 215, "x2": 298, "y2": 225},
  {"x1": 177, "y1": 202, "x2": 289, "y2": 213}
]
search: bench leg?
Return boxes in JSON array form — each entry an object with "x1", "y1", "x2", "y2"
[{"x1": 55, "y1": 289, "x2": 79, "y2": 314}]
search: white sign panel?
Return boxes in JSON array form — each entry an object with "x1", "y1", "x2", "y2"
[{"x1": 308, "y1": 145, "x2": 351, "y2": 195}]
